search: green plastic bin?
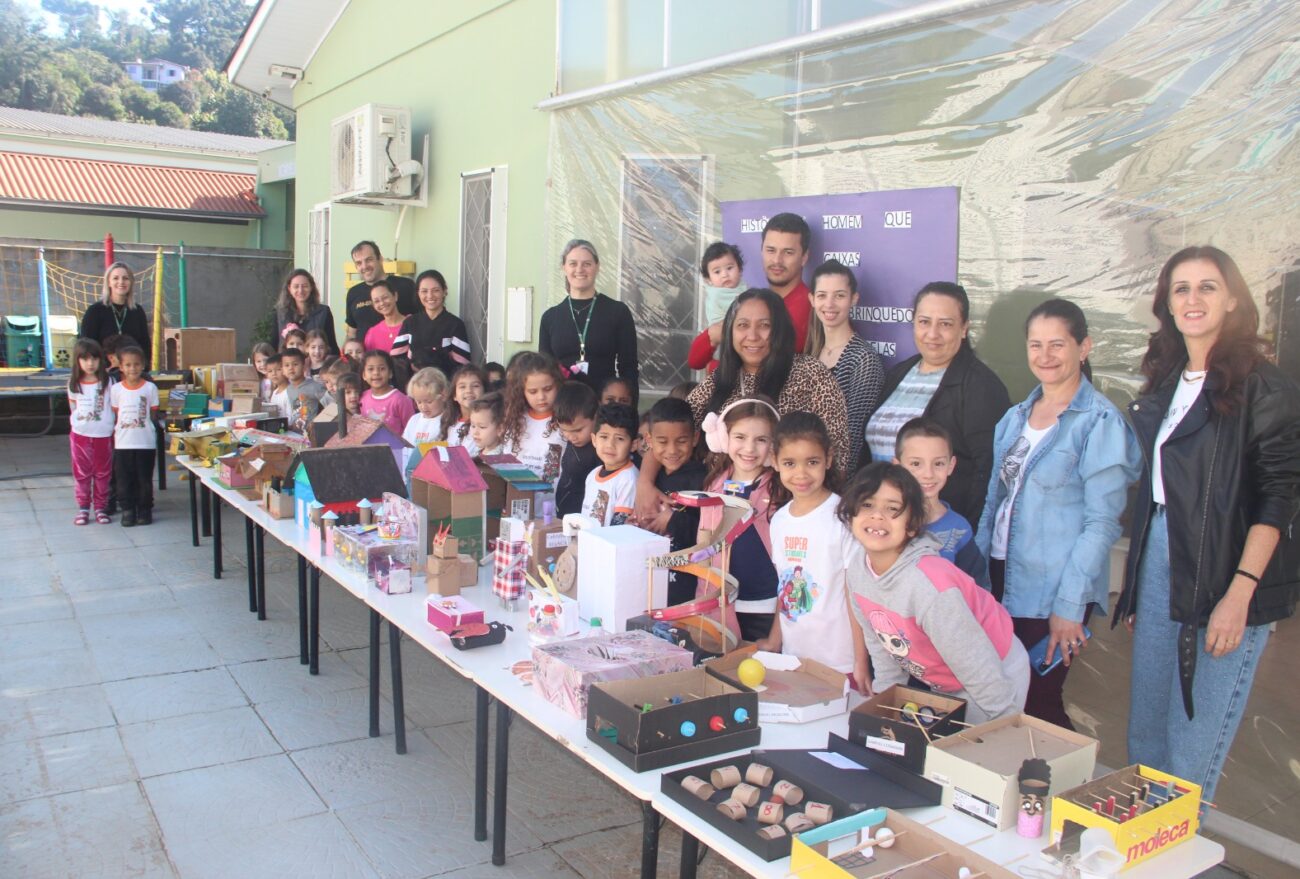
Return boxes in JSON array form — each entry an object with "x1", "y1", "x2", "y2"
[{"x1": 2, "y1": 315, "x2": 41, "y2": 368}]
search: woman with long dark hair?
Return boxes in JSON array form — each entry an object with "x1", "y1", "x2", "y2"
[
  {"x1": 270, "y1": 269, "x2": 337, "y2": 353},
  {"x1": 1114, "y1": 246, "x2": 1300, "y2": 803}
]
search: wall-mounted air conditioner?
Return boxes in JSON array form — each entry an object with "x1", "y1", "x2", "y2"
[{"x1": 329, "y1": 104, "x2": 421, "y2": 202}]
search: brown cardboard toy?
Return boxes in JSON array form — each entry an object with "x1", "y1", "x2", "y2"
[
  {"x1": 163, "y1": 328, "x2": 236, "y2": 370},
  {"x1": 426, "y1": 552, "x2": 477, "y2": 595},
  {"x1": 263, "y1": 482, "x2": 294, "y2": 519}
]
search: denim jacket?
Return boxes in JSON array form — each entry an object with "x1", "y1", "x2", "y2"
[{"x1": 975, "y1": 377, "x2": 1141, "y2": 622}]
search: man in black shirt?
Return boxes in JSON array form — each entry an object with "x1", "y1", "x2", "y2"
[{"x1": 345, "y1": 240, "x2": 417, "y2": 341}]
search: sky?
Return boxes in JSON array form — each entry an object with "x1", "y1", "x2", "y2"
[{"x1": 19, "y1": 0, "x2": 156, "y2": 32}]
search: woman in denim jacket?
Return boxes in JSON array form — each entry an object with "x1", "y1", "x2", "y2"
[{"x1": 976, "y1": 299, "x2": 1141, "y2": 729}]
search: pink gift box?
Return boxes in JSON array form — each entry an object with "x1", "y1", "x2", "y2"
[
  {"x1": 532, "y1": 630, "x2": 694, "y2": 718},
  {"x1": 426, "y1": 594, "x2": 485, "y2": 632}
]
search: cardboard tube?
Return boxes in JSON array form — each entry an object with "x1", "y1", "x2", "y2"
[
  {"x1": 681, "y1": 776, "x2": 715, "y2": 800},
  {"x1": 805, "y1": 802, "x2": 834, "y2": 825},
  {"x1": 716, "y1": 798, "x2": 747, "y2": 821},
  {"x1": 773, "y1": 780, "x2": 804, "y2": 805},
  {"x1": 732, "y1": 783, "x2": 761, "y2": 806},
  {"x1": 757, "y1": 802, "x2": 784, "y2": 825},
  {"x1": 710, "y1": 765, "x2": 742, "y2": 789},
  {"x1": 784, "y1": 812, "x2": 815, "y2": 833},
  {"x1": 745, "y1": 763, "x2": 774, "y2": 787},
  {"x1": 756, "y1": 825, "x2": 786, "y2": 840}
]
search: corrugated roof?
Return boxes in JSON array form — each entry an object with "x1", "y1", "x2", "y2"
[
  {"x1": 0, "y1": 151, "x2": 265, "y2": 219},
  {"x1": 0, "y1": 107, "x2": 289, "y2": 156}
]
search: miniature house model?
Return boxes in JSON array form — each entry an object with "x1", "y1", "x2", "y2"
[
  {"x1": 292, "y1": 445, "x2": 408, "y2": 527},
  {"x1": 325, "y1": 414, "x2": 411, "y2": 471},
  {"x1": 237, "y1": 442, "x2": 296, "y2": 490},
  {"x1": 409, "y1": 445, "x2": 488, "y2": 560}
]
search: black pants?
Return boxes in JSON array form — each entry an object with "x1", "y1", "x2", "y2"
[
  {"x1": 737, "y1": 611, "x2": 775, "y2": 644},
  {"x1": 114, "y1": 448, "x2": 155, "y2": 512}
]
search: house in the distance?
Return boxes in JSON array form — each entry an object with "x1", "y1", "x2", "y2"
[{"x1": 122, "y1": 58, "x2": 189, "y2": 91}]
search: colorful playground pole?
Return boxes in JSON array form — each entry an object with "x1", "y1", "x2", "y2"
[
  {"x1": 104, "y1": 233, "x2": 115, "y2": 268},
  {"x1": 152, "y1": 246, "x2": 165, "y2": 366},
  {"x1": 178, "y1": 241, "x2": 188, "y2": 328},
  {"x1": 37, "y1": 247, "x2": 54, "y2": 371}
]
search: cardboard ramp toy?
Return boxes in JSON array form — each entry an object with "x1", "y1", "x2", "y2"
[{"x1": 641, "y1": 491, "x2": 755, "y2": 657}]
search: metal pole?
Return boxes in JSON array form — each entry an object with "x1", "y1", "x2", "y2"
[
  {"x1": 152, "y1": 246, "x2": 165, "y2": 369},
  {"x1": 104, "y1": 233, "x2": 114, "y2": 267},
  {"x1": 36, "y1": 247, "x2": 53, "y2": 371},
  {"x1": 178, "y1": 241, "x2": 189, "y2": 327}
]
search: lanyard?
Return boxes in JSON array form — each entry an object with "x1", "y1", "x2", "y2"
[
  {"x1": 567, "y1": 295, "x2": 597, "y2": 361},
  {"x1": 110, "y1": 303, "x2": 128, "y2": 334}
]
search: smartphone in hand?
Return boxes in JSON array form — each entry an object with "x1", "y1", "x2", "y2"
[{"x1": 1029, "y1": 627, "x2": 1092, "y2": 676}]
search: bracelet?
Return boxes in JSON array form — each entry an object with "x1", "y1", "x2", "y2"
[{"x1": 1234, "y1": 569, "x2": 1260, "y2": 583}]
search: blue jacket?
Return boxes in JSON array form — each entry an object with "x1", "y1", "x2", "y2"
[{"x1": 975, "y1": 377, "x2": 1141, "y2": 622}]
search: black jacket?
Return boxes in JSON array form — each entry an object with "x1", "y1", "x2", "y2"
[
  {"x1": 538, "y1": 293, "x2": 639, "y2": 404},
  {"x1": 81, "y1": 301, "x2": 151, "y2": 368},
  {"x1": 865, "y1": 345, "x2": 1010, "y2": 524},
  {"x1": 1113, "y1": 361, "x2": 1300, "y2": 717},
  {"x1": 271, "y1": 303, "x2": 339, "y2": 353}
]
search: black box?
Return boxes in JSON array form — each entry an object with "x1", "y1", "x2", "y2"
[
  {"x1": 586, "y1": 667, "x2": 760, "y2": 772},
  {"x1": 625, "y1": 614, "x2": 736, "y2": 665},
  {"x1": 846, "y1": 685, "x2": 966, "y2": 774},
  {"x1": 660, "y1": 733, "x2": 942, "y2": 861}
]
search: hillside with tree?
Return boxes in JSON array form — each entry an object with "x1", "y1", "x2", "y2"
[{"x1": 0, "y1": 0, "x2": 294, "y2": 139}]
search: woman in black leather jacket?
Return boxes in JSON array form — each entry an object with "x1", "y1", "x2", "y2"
[{"x1": 1114, "y1": 246, "x2": 1300, "y2": 803}]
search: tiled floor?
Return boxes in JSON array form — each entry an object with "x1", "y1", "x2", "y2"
[{"x1": 0, "y1": 435, "x2": 1295, "y2": 878}]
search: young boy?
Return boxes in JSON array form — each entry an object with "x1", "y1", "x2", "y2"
[
  {"x1": 319, "y1": 358, "x2": 354, "y2": 408},
  {"x1": 403, "y1": 367, "x2": 449, "y2": 446},
  {"x1": 271, "y1": 349, "x2": 325, "y2": 433},
  {"x1": 342, "y1": 338, "x2": 366, "y2": 365},
  {"x1": 554, "y1": 381, "x2": 601, "y2": 517},
  {"x1": 582, "y1": 403, "x2": 639, "y2": 526},
  {"x1": 894, "y1": 417, "x2": 990, "y2": 589},
  {"x1": 109, "y1": 345, "x2": 159, "y2": 527},
  {"x1": 103, "y1": 333, "x2": 129, "y2": 383},
  {"x1": 647, "y1": 398, "x2": 707, "y2": 604}
]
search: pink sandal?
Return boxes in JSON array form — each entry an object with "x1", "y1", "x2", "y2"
[
  {"x1": 95, "y1": 511, "x2": 112, "y2": 524},
  {"x1": 74, "y1": 510, "x2": 90, "y2": 526}
]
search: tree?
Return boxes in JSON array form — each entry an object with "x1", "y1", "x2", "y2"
[
  {"x1": 159, "y1": 79, "x2": 200, "y2": 114},
  {"x1": 150, "y1": 0, "x2": 252, "y2": 69},
  {"x1": 40, "y1": 0, "x2": 100, "y2": 43},
  {"x1": 80, "y1": 82, "x2": 124, "y2": 119}
]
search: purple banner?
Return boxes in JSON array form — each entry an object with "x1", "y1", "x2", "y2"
[{"x1": 720, "y1": 187, "x2": 959, "y2": 367}]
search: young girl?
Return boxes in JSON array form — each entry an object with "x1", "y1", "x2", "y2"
[
  {"x1": 468, "y1": 391, "x2": 507, "y2": 456},
  {"x1": 336, "y1": 373, "x2": 364, "y2": 417},
  {"x1": 699, "y1": 398, "x2": 780, "y2": 642},
  {"x1": 305, "y1": 330, "x2": 331, "y2": 377},
  {"x1": 403, "y1": 367, "x2": 450, "y2": 446},
  {"x1": 109, "y1": 345, "x2": 159, "y2": 527},
  {"x1": 342, "y1": 338, "x2": 366, "y2": 365},
  {"x1": 282, "y1": 327, "x2": 307, "y2": 351},
  {"x1": 251, "y1": 342, "x2": 276, "y2": 400},
  {"x1": 363, "y1": 282, "x2": 407, "y2": 354},
  {"x1": 359, "y1": 350, "x2": 416, "y2": 436},
  {"x1": 757, "y1": 412, "x2": 868, "y2": 689},
  {"x1": 599, "y1": 375, "x2": 635, "y2": 407},
  {"x1": 841, "y1": 463, "x2": 1030, "y2": 724},
  {"x1": 502, "y1": 352, "x2": 566, "y2": 483},
  {"x1": 68, "y1": 339, "x2": 115, "y2": 525},
  {"x1": 443, "y1": 364, "x2": 487, "y2": 456}
]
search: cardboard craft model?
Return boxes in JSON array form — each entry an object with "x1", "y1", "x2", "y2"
[
  {"x1": 477, "y1": 454, "x2": 553, "y2": 539},
  {"x1": 325, "y1": 414, "x2": 411, "y2": 471},
  {"x1": 237, "y1": 443, "x2": 296, "y2": 487},
  {"x1": 291, "y1": 445, "x2": 408, "y2": 527},
  {"x1": 410, "y1": 445, "x2": 489, "y2": 560}
]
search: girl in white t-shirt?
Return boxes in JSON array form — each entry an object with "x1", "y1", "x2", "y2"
[
  {"x1": 402, "y1": 367, "x2": 450, "y2": 447},
  {"x1": 443, "y1": 364, "x2": 486, "y2": 457},
  {"x1": 502, "y1": 352, "x2": 566, "y2": 483},
  {"x1": 757, "y1": 411, "x2": 869, "y2": 690},
  {"x1": 68, "y1": 339, "x2": 116, "y2": 525}
]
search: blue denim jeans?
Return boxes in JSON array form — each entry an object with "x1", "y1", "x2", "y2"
[{"x1": 1127, "y1": 508, "x2": 1270, "y2": 802}]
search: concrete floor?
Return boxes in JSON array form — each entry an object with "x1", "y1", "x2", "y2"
[{"x1": 0, "y1": 435, "x2": 1295, "y2": 878}]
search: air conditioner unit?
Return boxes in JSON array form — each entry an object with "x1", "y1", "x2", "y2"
[{"x1": 329, "y1": 104, "x2": 415, "y2": 201}]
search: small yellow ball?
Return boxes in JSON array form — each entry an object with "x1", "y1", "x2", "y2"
[{"x1": 737, "y1": 658, "x2": 766, "y2": 689}]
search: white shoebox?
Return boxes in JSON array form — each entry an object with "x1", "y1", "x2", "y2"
[{"x1": 576, "y1": 525, "x2": 669, "y2": 633}]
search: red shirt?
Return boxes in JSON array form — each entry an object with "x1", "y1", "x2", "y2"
[{"x1": 687, "y1": 281, "x2": 811, "y2": 372}]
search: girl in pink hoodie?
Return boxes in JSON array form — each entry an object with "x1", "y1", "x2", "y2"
[{"x1": 841, "y1": 462, "x2": 1029, "y2": 723}]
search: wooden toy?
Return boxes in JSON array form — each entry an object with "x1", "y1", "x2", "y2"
[{"x1": 410, "y1": 445, "x2": 488, "y2": 561}]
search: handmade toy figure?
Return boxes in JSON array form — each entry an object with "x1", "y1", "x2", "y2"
[{"x1": 1017, "y1": 757, "x2": 1051, "y2": 838}]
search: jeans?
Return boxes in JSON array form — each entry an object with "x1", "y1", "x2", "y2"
[{"x1": 1128, "y1": 508, "x2": 1270, "y2": 802}]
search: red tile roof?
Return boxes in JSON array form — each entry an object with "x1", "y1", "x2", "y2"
[{"x1": 0, "y1": 150, "x2": 265, "y2": 219}]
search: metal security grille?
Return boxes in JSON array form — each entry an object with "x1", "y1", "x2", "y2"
[
  {"x1": 459, "y1": 172, "x2": 492, "y2": 365},
  {"x1": 308, "y1": 206, "x2": 330, "y2": 306},
  {"x1": 618, "y1": 155, "x2": 706, "y2": 392}
]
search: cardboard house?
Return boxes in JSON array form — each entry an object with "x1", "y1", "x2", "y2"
[
  {"x1": 236, "y1": 442, "x2": 297, "y2": 509},
  {"x1": 410, "y1": 445, "x2": 488, "y2": 560},
  {"x1": 325, "y1": 414, "x2": 411, "y2": 472},
  {"x1": 291, "y1": 445, "x2": 408, "y2": 528},
  {"x1": 477, "y1": 454, "x2": 555, "y2": 541}
]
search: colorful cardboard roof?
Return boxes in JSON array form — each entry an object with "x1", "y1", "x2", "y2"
[
  {"x1": 411, "y1": 444, "x2": 488, "y2": 493},
  {"x1": 325, "y1": 415, "x2": 410, "y2": 453},
  {"x1": 478, "y1": 454, "x2": 552, "y2": 491},
  {"x1": 291, "y1": 445, "x2": 408, "y2": 503}
]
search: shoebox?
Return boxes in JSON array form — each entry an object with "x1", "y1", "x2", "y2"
[
  {"x1": 586, "y1": 666, "x2": 760, "y2": 771},
  {"x1": 923, "y1": 712, "x2": 1098, "y2": 830},
  {"x1": 705, "y1": 646, "x2": 849, "y2": 724},
  {"x1": 790, "y1": 807, "x2": 1018, "y2": 879},
  {"x1": 659, "y1": 734, "x2": 942, "y2": 861},
  {"x1": 575, "y1": 524, "x2": 669, "y2": 632},
  {"x1": 846, "y1": 685, "x2": 966, "y2": 775},
  {"x1": 426, "y1": 593, "x2": 484, "y2": 633},
  {"x1": 532, "y1": 629, "x2": 693, "y2": 718},
  {"x1": 1050, "y1": 764, "x2": 1200, "y2": 869}
]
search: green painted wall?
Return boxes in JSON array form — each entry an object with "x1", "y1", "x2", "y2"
[
  {"x1": 292, "y1": 0, "x2": 554, "y2": 356},
  {"x1": 0, "y1": 208, "x2": 257, "y2": 248}
]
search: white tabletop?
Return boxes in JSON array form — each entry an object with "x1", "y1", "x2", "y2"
[{"x1": 177, "y1": 457, "x2": 1225, "y2": 878}]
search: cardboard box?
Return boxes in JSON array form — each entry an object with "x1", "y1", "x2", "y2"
[
  {"x1": 706, "y1": 646, "x2": 849, "y2": 724},
  {"x1": 225, "y1": 380, "x2": 260, "y2": 397},
  {"x1": 478, "y1": 454, "x2": 554, "y2": 541},
  {"x1": 410, "y1": 446, "x2": 488, "y2": 560},
  {"x1": 263, "y1": 485, "x2": 294, "y2": 519},
  {"x1": 847, "y1": 685, "x2": 966, "y2": 774},
  {"x1": 216, "y1": 453, "x2": 253, "y2": 488},
  {"x1": 575, "y1": 525, "x2": 669, "y2": 632},
  {"x1": 217, "y1": 363, "x2": 258, "y2": 396},
  {"x1": 532, "y1": 630, "x2": 693, "y2": 718},
  {"x1": 586, "y1": 666, "x2": 760, "y2": 771},
  {"x1": 659, "y1": 735, "x2": 942, "y2": 862},
  {"x1": 923, "y1": 713, "x2": 1099, "y2": 830},
  {"x1": 426, "y1": 553, "x2": 478, "y2": 595},
  {"x1": 164, "y1": 328, "x2": 236, "y2": 370},
  {"x1": 500, "y1": 515, "x2": 570, "y2": 580},
  {"x1": 527, "y1": 588, "x2": 581, "y2": 644},
  {"x1": 426, "y1": 594, "x2": 484, "y2": 632},
  {"x1": 1050, "y1": 765, "x2": 1200, "y2": 870},
  {"x1": 790, "y1": 807, "x2": 1019, "y2": 879},
  {"x1": 229, "y1": 395, "x2": 259, "y2": 415}
]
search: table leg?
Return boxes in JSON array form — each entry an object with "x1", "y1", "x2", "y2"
[
  {"x1": 297, "y1": 556, "x2": 308, "y2": 664},
  {"x1": 255, "y1": 526, "x2": 266, "y2": 621},
  {"x1": 188, "y1": 471, "x2": 199, "y2": 547},
  {"x1": 245, "y1": 517, "x2": 256, "y2": 613},
  {"x1": 678, "y1": 830, "x2": 699, "y2": 879},
  {"x1": 155, "y1": 424, "x2": 166, "y2": 491},
  {"x1": 388, "y1": 622, "x2": 406, "y2": 756},
  {"x1": 368, "y1": 609, "x2": 381, "y2": 738},
  {"x1": 309, "y1": 567, "x2": 320, "y2": 675},
  {"x1": 474, "y1": 687, "x2": 489, "y2": 842},
  {"x1": 200, "y1": 484, "x2": 211, "y2": 537},
  {"x1": 492, "y1": 700, "x2": 511, "y2": 866},
  {"x1": 640, "y1": 800, "x2": 660, "y2": 879},
  {"x1": 210, "y1": 489, "x2": 222, "y2": 580}
]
